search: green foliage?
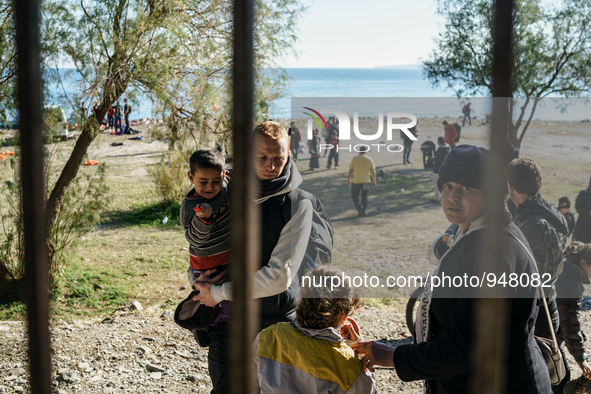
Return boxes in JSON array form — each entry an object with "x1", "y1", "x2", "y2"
[
  {"x1": 149, "y1": 149, "x2": 191, "y2": 203},
  {"x1": 0, "y1": 152, "x2": 109, "y2": 292},
  {"x1": 108, "y1": 200, "x2": 182, "y2": 228},
  {"x1": 424, "y1": 0, "x2": 591, "y2": 147},
  {"x1": 0, "y1": 0, "x2": 16, "y2": 125}
]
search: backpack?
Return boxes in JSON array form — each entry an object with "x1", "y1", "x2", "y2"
[
  {"x1": 452, "y1": 123, "x2": 462, "y2": 143},
  {"x1": 281, "y1": 189, "x2": 334, "y2": 287},
  {"x1": 462, "y1": 105, "x2": 469, "y2": 114}
]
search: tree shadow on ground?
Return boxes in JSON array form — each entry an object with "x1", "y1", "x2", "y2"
[
  {"x1": 300, "y1": 166, "x2": 440, "y2": 222},
  {"x1": 100, "y1": 200, "x2": 181, "y2": 229}
]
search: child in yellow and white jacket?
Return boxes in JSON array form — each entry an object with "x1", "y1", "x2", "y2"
[{"x1": 252, "y1": 267, "x2": 376, "y2": 394}]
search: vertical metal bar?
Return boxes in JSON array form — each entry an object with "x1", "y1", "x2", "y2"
[
  {"x1": 472, "y1": 0, "x2": 514, "y2": 393},
  {"x1": 230, "y1": 0, "x2": 260, "y2": 393},
  {"x1": 13, "y1": 0, "x2": 52, "y2": 393}
]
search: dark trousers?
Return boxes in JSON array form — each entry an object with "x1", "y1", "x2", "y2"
[
  {"x1": 114, "y1": 116, "x2": 121, "y2": 131},
  {"x1": 291, "y1": 147, "x2": 298, "y2": 161},
  {"x1": 552, "y1": 344, "x2": 570, "y2": 394},
  {"x1": 462, "y1": 113, "x2": 471, "y2": 126},
  {"x1": 403, "y1": 140, "x2": 413, "y2": 163},
  {"x1": 327, "y1": 150, "x2": 338, "y2": 168},
  {"x1": 351, "y1": 183, "x2": 369, "y2": 211},
  {"x1": 204, "y1": 322, "x2": 231, "y2": 394},
  {"x1": 125, "y1": 114, "x2": 129, "y2": 127}
]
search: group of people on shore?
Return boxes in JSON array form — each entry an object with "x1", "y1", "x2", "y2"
[
  {"x1": 172, "y1": 119, "x2": 591, "y2": 394},
  {"x1": 104, "y1": 99, "x2": 132, "y2": 133}
]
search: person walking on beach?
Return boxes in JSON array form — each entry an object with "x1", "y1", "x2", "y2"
[
  {"x1": 348, "y1": 146, "x2": 376, "y2": 216},
  {"x1": 308, "y1": 128, "x2": 320, "y2": 171},
  {"x1": 461, "y1": 102, "x2": 472, "y2": 127},
  {"x1": 326, "y1": 130, "x2": 340, "y2": 170},
  {"x1": 287, "y1": 121, "x2": 301, "y2": 161},
  {"x1": 432, "y1": 136, "x2": 450, "y2": 202},
  {"x1": 402, "y1": 126, "x2": 417, "y2": 165},
  {"x1": 442, "y1": 121, "x2": 458, "y2": 149},
  {"x1": 574, "y1": 176, "x2": 591, "y2": 243}
]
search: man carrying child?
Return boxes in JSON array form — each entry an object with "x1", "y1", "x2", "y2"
[{"x1": 192, "y1": 121, "x2": 319, "y2": 393}]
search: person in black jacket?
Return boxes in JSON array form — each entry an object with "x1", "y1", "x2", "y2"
[
  {"x1": 507, "y1": 158, "x2": 568, "y2": 339},
  {"x1": 352, "y1": 145, "x2": 552, "y2": 394},
  {"x1": 192, "y1": 121, "x2": 317, "y2": 393},
  {"x1": 555, "y1": 242, "x2": 591, "y2": 392},
  {"x1": 574, "y1": 177, "x2": 591, "y2": 243},
  {"x1": 432, "y1": 136, "x2": 450, "y2": 202},
  {"x1": 558, "y1": 196, "x2": 576, "y2": 249}
]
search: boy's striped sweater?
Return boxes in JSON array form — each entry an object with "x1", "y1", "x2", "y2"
[{"x1": 180, "y1": 177, "x2": 231, "y2": 286}]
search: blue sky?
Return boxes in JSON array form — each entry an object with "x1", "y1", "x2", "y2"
[{"x1": 280, "y1": 0, "x2": 444, "y2": 68}]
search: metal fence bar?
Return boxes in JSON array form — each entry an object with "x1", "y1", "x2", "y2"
[
  {"x1": 472, "y1": 0, "x2": 515, "y2": 393},
  {"x1": 13, "y1": 0, "x2": 52, "y2": 393},
  {"x1": 229, "y1": 0, "x2": 260, "y2": 393}
]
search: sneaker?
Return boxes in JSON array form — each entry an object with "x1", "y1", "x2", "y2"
[{"x1": 334, "y1": 166, "x2": 338, "y2": 170}]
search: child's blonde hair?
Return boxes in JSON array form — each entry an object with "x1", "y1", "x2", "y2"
[{"x1": 296, "y1": 266, "x2": 361, "y2": 330}]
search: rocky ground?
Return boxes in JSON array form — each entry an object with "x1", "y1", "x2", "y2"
[
  {"x1": 3, "y1": 300, "x2": 591, "y2": 393},
  {"x1": 0, "y1": 302, "x2": 420, "y2": 394}
]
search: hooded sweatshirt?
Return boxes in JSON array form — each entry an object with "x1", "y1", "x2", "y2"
[
  {"x1": 253, "y1": 321, "x2": 376, "y2": 394},
  {"x1": 513, "y1": 193, "x2": 569, "y2": 303}
]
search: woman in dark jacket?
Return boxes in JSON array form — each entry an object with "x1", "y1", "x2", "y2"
[
  {"x1": 555, "y1": 242, "x2": 591, "y2": 391},
  {"x1": 352, "y1": 145, "x2": 552, "y2": 393}
]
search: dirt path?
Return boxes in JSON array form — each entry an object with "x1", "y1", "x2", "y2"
[{"x1": 1, "y1": 119, "x2": 591, "y2": 393}]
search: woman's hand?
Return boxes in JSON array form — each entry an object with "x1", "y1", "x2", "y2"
[
  {"x1": 350, "y1": 341, "x2": 396, "y2": 372},
  {"x1": 577, "y1": 360, "x2": 591, "y2": 379},
  {"x1": 341, "y1": 317, "x2": 361, "y2": 341}
]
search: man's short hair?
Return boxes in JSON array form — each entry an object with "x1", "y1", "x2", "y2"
[
  {"x1": 253, "y1": 121, "x2": 289, "y2": 147},
  {"x1": 506, "y1": 158, "x2": 542, "y2": 196},
  {"x1": 438, "y1": 136, "x2": 445, "y2": 144},
  {"x1": 189, "y1": 148, "x2": 225, "y2": 174},
  {"x1": 442, "y1": 120, "x2": 449, "y2": 126}
]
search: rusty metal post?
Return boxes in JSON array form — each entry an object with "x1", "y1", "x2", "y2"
[
  {"x1": 471, "y1": 0, "x2": 514, "y2": 393},
  {"x1": 13, "y1": 0, "x2": 52, "y2": 393},
  {"x1": 230, "y1": 0, "x2": 260, "y2": 393}
]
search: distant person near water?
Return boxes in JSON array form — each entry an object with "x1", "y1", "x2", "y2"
[
  {"x1": 574, "y1": 176, "x2": 591, "y2": 243},
  {"x1": 326, "y1": 131, "x2": 340, "y2": 170},
  {"x1": 308, "y1": 128, "x2": 320, "y2": 171},
  {"x1": 288, "y1": 121, "x2": 301, "y2": 161},
  {"x1": 107, "y1": 105, "x2": 115, "y2": 131},
  {"x1": 442, "y1": 121, "x2": 458, "y2": 148},
  {"x1": 124, "y1": 99, "x2": 132, "y2": 130},
  {"x1": 432, "y1": 136, "x2": 450, "y2": 202},
  {"x1": 461, "y1": 102, "x2": 472, "y2": 127},
  {"x1": 114, "y1": 102, "x2": 122, "y2": 132},
  {"x1": 402, "y1": 126, "x2": 418, "y2": 165},
  {"x1": 348, "y1": 146, "x2": 376, "y2": 217}
]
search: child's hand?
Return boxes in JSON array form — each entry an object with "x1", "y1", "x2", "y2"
[
  {"x1": 341, "y1": 317, "x2": 361, "y2": 342},
  {"x1": 195, "y1": 203, "x2": 212, "y2": 218}
]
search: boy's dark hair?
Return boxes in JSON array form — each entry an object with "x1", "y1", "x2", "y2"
[
  {"x1": 190, "y1": 148, "x2": 225, "y2": 174},
  {"x1": 437, "y1": 136, "x2": 445, "y2": 144},
  {"x1": 442, "y1": 120, "x2": 449, "y2": 126},
  {"x1": 558, "y1": 196, "x2": 571, "y2": 209},
  {"x1": 564, "y1": 242, "x2": 591, "y2": 267},
  {"x1": 296, "y1": 266, "x2": 361, "y2": 330},
  {"x1": 506, "y1": 158, "x2": 542, "y2": 196}
]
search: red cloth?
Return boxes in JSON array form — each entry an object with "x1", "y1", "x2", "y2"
[{"x1": 444, "y1": 124, "x2": 457, "y2": 146}]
